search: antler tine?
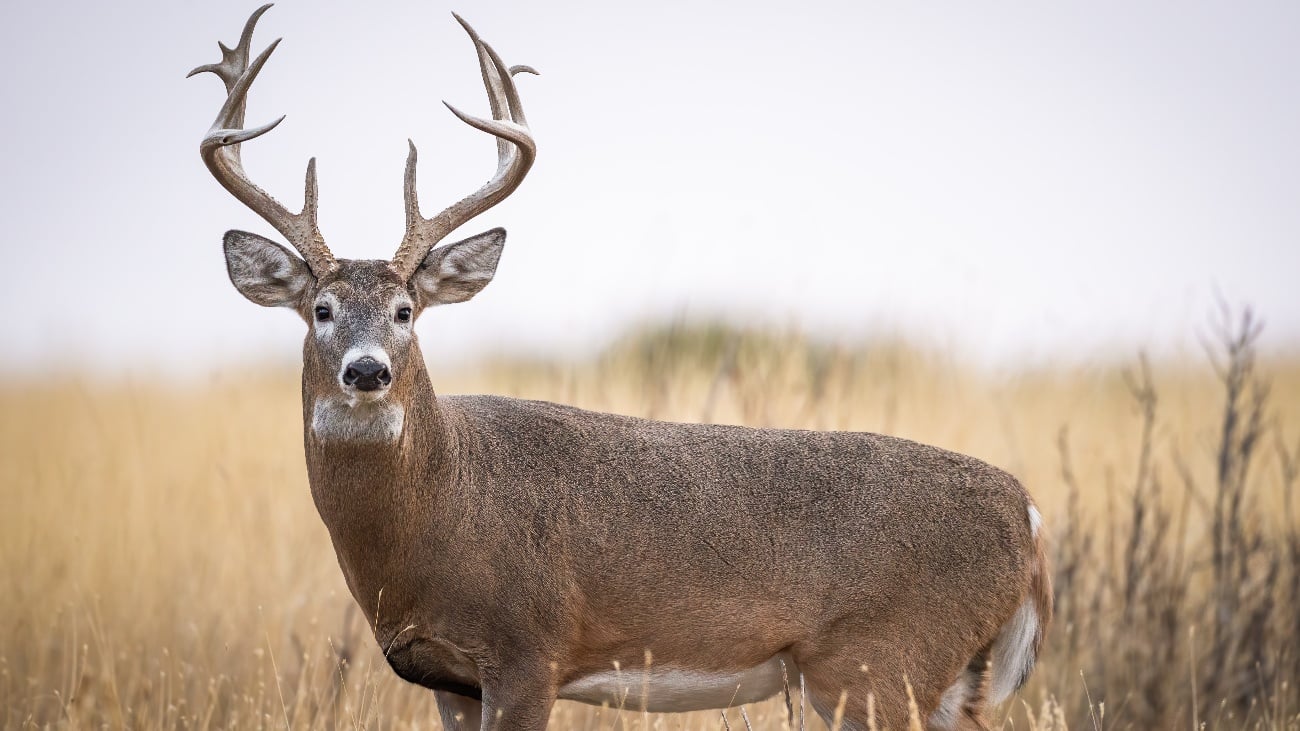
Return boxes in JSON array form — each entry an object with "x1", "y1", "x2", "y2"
[
  {"x1": 187, "y1": 4, "x2": 271, "y2": 103},
  {"x1": 392, "y1": 16, "x2": 538, "y2": 281},
  {"x1": 455, "y1": 13, "x2": 509, "y2": 160},
  {"x1": 190, "y1": 4, "x2": 337, "y2": 277}
]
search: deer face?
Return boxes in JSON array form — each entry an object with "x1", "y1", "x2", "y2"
[
  {"x1": 223, "y1": 228, "x2": 505, "y2": 438},
  {"x1": 195, "y1": 6, "x2": 531, "y2": 441}
]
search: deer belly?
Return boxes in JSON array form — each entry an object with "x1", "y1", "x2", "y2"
[{"x1": 558, "y1": 652, "x2": 791, "y2": 712}]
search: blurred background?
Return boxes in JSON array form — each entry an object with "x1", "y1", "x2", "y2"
[
  {"x1": 3, "y1": 0, "x2": 1298, "y2": 373},
  {"x1": 2, "y1": 1, "x2": 1299, "y2": 729}
]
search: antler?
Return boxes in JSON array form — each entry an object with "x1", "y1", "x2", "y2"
[
  {"x1": 391, "y1": 14, "x2": 538, "y2": 281},
  {"x1": 189, "y1": 4, "x2": 337, "y2": 277}
]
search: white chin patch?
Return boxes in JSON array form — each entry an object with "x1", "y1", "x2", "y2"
[{"x1": 312, "y1": 396, "x2": 404, "y2": 444}]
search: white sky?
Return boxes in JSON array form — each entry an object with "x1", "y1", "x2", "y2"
[{"x1": 3, "y1": 0, "x2": 1298, "y2": 373}]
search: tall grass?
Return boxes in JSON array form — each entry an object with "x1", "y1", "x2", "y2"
[
  {"x1": 1, "y1": 315, "x2": 1297, "y2": 729},
  {"x1": 1045, "y1": 309, "x2": 1300, "y2": 730}
]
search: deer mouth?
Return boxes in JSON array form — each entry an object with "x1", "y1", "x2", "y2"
[{"x1": 342, "y1": 385, "x2": 390, "y2": 405}]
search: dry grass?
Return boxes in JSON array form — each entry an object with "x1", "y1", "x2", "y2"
[{"x1": 1, "y1": 317, "x2": 1298, "y2": 730}]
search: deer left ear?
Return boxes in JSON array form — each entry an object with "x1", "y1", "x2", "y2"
[
  {"x1": 223, "y1": 230, "x2": 314, "y2": 308},
  {"x1": 413, "y1": 228, "x2": 505, "y2": 305}
]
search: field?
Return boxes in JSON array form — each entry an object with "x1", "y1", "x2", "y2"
[{"x1": 2, "y1": 316, "x2": 1298, "y2": 730}]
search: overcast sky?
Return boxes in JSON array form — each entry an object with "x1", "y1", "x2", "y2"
[{"x1": 3, "y1": 0, "x2": 1298, "y2": 373}]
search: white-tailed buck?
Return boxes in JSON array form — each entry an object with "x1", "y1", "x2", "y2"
[{"x1": 192, "y1": 6, "x2": 1051, "y2": 730}]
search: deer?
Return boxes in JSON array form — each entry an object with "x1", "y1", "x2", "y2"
[{"x1": 191, "y1": 6, "x2": 1051, "y2": 730}]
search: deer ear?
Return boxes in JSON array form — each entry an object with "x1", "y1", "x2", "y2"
[
  {"x1": 413, "y1": 228, "x2": 505, "y2": 305},
  {"x1": 223, "y1": 230, "x2": 314, "y2": 308}
]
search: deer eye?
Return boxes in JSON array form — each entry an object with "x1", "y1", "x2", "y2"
[
  {"x1": 315, "y1": 305, "x2": 332, "y2": 322},
  {"x1": 396, "y1": 307, "x2": 412, "y2": 323}
]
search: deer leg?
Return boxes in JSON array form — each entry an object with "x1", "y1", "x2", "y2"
[
  {"x1": 796, "y1": 639, "x2": 932, "y2": 731},
  {"x1": 478, "y1": 667, "x2": 557, "y2": 731},
  {"x1": 933, "y1": 710, "x2": 991, "y2": 731},
  {"x1": 928, "y1": 661, "x2": 992, "y2": 731},
  {"x1": 795, "y1": 610, "x2": 981, "y2": 731},
  {"x1": 799, "y1": 664, "x2": 907, "y2": 731},
  {"x1": 435, "y1": 690, "x2": 482, "y2": 731}
]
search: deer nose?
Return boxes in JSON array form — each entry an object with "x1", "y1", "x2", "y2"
[{"x1": 343, "y1": 357, "x2": 392, "y2": 391}]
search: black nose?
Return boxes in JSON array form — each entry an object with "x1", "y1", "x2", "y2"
[{"x1": 343, "y1": 357, "x2": 392, "y2": 391}]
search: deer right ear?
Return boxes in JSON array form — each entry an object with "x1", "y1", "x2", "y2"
[
  {"x1": 412, "y1": 228, "x2": 506, "y2": 306},
  {"x1": 223, "y1": 230, "x2": 314, "y2": 308}
]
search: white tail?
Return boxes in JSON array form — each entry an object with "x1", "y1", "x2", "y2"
[{"x1": 988, "y1": 505, "x2": 1051, "y2": 706}]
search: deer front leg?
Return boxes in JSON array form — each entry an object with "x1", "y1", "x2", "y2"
[
  {"x1": 435, "y1": 691, "x2": 482, "y2": 731},
  {"x1": 478, "y1": 663, "x2": 558, "y2": 731}
]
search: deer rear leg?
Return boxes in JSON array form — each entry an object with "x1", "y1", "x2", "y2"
[
  {"x1": 936, "y1": 712, "x2": 990, "y2": 731},
  {"x1": 927, "y1": 667, "x2": 992, "y2": 731},
  {"x1": 800, "y1": 661, "x2": 987, "y2": 731},
  {"x1": 799, "y1": 661, "x2": 908, "y2": 731},
  {"x1": 797, "y1": 632, "x2": 960, "y2": 731}
]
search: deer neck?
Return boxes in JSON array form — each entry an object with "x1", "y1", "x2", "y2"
[{"x1": 300, "y1": 348, "x2": 460, "y2": 626}]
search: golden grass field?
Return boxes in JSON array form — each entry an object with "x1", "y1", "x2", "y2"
[{"x1": 2, "y1": 321, "x2": 1298, "y2": 730}]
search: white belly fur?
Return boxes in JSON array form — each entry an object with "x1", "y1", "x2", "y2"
[{"x1": 558, "y1": 652, "x2": 793, "y2": 713}]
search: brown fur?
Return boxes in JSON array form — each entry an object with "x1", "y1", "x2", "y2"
[
  {"x1": 198, "y1": 9, "x2": 1049, "y2": 728},
  {"x1": 217, "y1": 236, "x2": 1052, "y2": 729},
  {"x1": 286, "y1": 266, "x2": 1048, "y2": 729}
]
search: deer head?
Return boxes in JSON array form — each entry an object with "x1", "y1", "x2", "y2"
[{"x1": 191, "y1": 5, "x2": 535, "y2": 440}]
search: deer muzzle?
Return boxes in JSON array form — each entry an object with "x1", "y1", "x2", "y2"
[{"x1": 342, "y1": 356, "x2": 392, "y2": 393}]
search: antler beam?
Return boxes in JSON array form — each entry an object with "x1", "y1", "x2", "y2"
[
  {"x1": 391, "y1": 14, "x2": 538, "y2": 281},
  {"x1": 190, "y1": 3, "x2": 337, "y2": 277}
]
